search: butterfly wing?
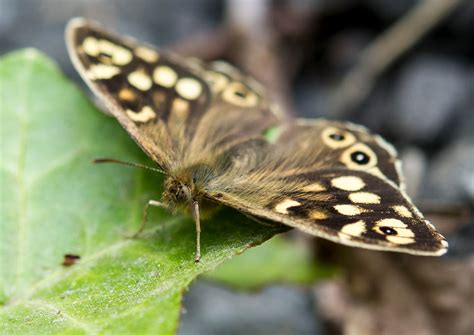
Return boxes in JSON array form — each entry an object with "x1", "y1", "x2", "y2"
[
  {"x1": 66, "y1": 19, "x2": 446, "y2": 256},
  {"x1": 204, "y1": 120, "x2": 448, "y2": 256},
  {"x1": 66, "y1": 18, "x2": 281, "y2": 172}
]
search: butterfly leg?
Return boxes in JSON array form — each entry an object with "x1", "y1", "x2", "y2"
[
  {"x1": 129, "y1": 199, "x2": 167, "y2": 238},
  {"x1": 192, "y1": 200, "x2": 201, "y2": 263}
]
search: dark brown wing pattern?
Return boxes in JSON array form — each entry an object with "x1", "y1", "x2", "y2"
[
  {"x1": 66, "y1": 18, "x2": 281, "y2": 174},
  {"x1": 205, "y1": 120, "x2": 448, "y2": 256}
]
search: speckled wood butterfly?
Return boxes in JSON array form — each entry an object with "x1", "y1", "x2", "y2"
[{"x1": 66, "y1": 18, "x2": 448, "y2": 262}]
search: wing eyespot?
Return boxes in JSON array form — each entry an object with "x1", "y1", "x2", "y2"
[
  {"x1": 222, "y1": 81, "x2": 259, "y2": 107},
  {"x1": 134, "y1": 46, "x2": 159, "y2": 62},
  {"x1": 350, "y1": 150, "x2": 371, "y2": 165},
  {"x1": 379, "y1": 226, "x2": 397, "y2": 235},
  {"x1": 372, "y1": 218, "x2": 416, "y2": 244},
  {"x1": 321, "y1": 127, "x2": 356, "y2": 149},
  {"x1": 340, "y1": 143, "x2": 378, "y2": 170}
]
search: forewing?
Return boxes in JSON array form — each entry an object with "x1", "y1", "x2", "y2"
[
  {"x1": 181, "y1": 60, "x2": 282, "y2": 166},
  {"x1": 205, "y1": 120, "x2": 448, "y2": 256},
  {"x1": 66, "y1": 18, "x2": 281, "y2": 172},
  {"x1": 67, "y1": 18, "x2": 214, "y2": 170}
]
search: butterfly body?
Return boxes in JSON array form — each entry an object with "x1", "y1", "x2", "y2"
[{"x1": 66, "y1": 18, "x2": 448, "y2": 260}]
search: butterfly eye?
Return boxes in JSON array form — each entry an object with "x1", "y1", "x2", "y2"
[
  {"x1": 322, "y1": 127, "x2": 356, "y2": 149},
  {"x1": 340, "y1": 143, "x2": 378, "y2": 170},
  {"x1": 222, "y1": 81, "x2": 258, "y2": 107}
]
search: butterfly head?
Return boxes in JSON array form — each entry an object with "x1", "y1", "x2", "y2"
[{"x1": 162, "y1": 176, "x2": 194, "y2": 211}]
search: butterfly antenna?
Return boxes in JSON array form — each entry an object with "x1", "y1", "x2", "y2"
[{"x1": 93, "y1": 158, "x2": 167, "y2": 175}]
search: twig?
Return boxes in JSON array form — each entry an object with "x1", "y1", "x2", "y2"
[{"x1": 329, "y1": 0, "x2": 464, "y2": 117}]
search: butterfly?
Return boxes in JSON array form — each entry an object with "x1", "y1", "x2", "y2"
[{"x1": 66, "y1": 18, "x2": 448, "y2": 262}]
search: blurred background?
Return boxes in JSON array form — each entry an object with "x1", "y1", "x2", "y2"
[{"x1": 1, "y1": 0, "x2": 472, "y2": 334}]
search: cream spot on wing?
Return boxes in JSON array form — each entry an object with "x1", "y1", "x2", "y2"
[
  {"x1": 386, "y1": 236, "x2": 415, "y2": 244},
  {"x1": 210, "y1": 60, "x2": 240, "y2": 75},
  {"x1": 118, "y1": 88, "x2": 136, "y2": 102},
  {"x1": 97, "y1": 39, "x2": 132, "y2": 65},
  {"x1": 392, "y1": 205, "x2": 412, "y2": 218},
  {"x1": 349, "y1": 192, "x2": 381, "y2": 204},
  {"x1": 376, "y1": 218, "x2": 407, "y2": 228},
  {"x1": 111, "y1": 47, "x2": 133, "y2": 65},
  {"x1": 88, "y1": 64, "x2": 120, "y2": 79},
  {"x1": 128, "y1": 70, "x2": 152, "y2": 91},
  {"x1": 274, "y1": 199, "x2": 301, "y2": 214},
  {"x1": 134, "y1": 46, "x2": 159, "y2": 62},
  {"x1": 153, "y1": 66, "x2": 178, "y2": 88},
  {"x1": 98, "y1": 39, "x2": 117, "y2": 54},
  {"x1": 82, "y1": 37, "x2": 100, "y2": 56},
  {"x1": 302, "y1": 183, "x2": 326, "y2": 192},
  {"x1": 171, "y1": 98, "x2": 190, "y2": 116},
  {"x1": 331, "y1": 176, "x2": 365, "y2": 191},
  {"x1": 175, "y1": 77, "x2": 202, "y2": 100},
  {"x1": 310, "y1": 210, "x2": 328, "y2": 220},
  {"x1": 340, "y1": 220, "x2": 366, "y2": 237},
  {"x1": 334, "y1": 204, "x2": 364, "y2": 216},
  {"x1": 205, "y1": 71, "x2": 229, "y2": 93},
  {"x1": 126, "y1": 106, "x2": 156, "y2": 123},
  {"x1": 396, "y1": 229, "x2": 415, "y2": 238}
]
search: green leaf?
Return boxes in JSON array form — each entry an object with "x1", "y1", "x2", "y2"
[
  {"x1": 0, "y1": 49, "x2": 286, "y2": 334},
  {"x1": 206, "y1": 235, "x2": 336, "y2": 290}
]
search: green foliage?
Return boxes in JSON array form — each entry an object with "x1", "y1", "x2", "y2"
[{"x1": 0, "y1": 49, "x2": 289, "y2": 334}]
